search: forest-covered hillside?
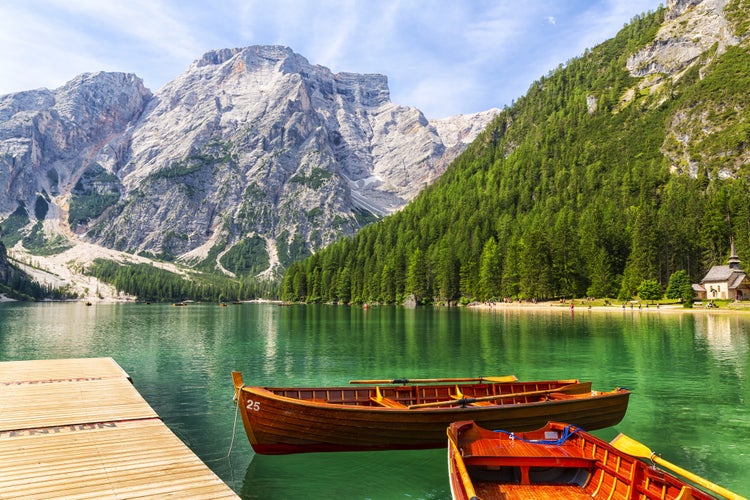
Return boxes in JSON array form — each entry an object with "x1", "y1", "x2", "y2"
[
  {"x1": 282, "y1": 3, "x2": 750, "y2": 305},
  {"x1": 0, "y1": 241, "x2": 76, "y2": 301}
]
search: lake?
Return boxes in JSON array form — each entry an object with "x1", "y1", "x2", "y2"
[{"x1": 0, "y1": 302, "x2": 747, "y2": 498}]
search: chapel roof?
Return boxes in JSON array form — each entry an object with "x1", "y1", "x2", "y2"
[
  {"x1": 701, "y1": 265, "x2": 740, "y2": 283},
  {"x1": 700, "y1": 266, "x2": 748, "y2": 290},
  {"x1": 729, "y1": 272, "x2": 747, "y2": 289}
]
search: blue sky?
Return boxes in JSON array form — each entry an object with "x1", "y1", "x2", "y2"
[{"x1": 0, "y1": 0, "x2": 662, "y2": 118}]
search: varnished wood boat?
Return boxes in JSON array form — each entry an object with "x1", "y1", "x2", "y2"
[
  {"x1": 231, "y1": 372, "x2": 630, "y2": 455},
  {"x1": 448, "y1": 420, "x2": 744, "y2": 500}
]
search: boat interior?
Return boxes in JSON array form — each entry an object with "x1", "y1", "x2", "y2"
[
  {"x1": 451, "y1": 423, "x2": 711, "y2": 500},
  {"x1": 269, "y1": 380, "x2": 592, "y2": 408}
]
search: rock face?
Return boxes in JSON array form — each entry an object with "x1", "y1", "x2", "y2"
[
  {"x1": 627, "y1": 0, "x2": 739, "y2": 78},
  {"x1": 622, "y1": 0, "x2": 748, "y2": 177},
  {"x1": 0, "y1": 46, "x2": 497, "y2": 275},
  {"x1": 0, "y1": 73, "x2": 151, "y2": 214}
]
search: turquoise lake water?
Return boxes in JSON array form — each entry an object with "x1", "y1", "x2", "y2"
[{"x1": 0, "y1": 302, "x2": 747, "y2": 498}]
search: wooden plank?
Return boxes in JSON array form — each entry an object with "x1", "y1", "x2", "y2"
[
  {"x1": 0, "y1": 358, "x2": 239, "y2": 499},
  {"x1": 477, "y1": 483, "x2": 593, "y2": 499},
  {"x1": 0, "y1": 357, "x2": 130, "y2": 384},
  {"x1": 0, "y1": 420, "x2": 237, "y2": 499},
  {"x1": 0, "y1": 377, "x2": 158, "y2": 431}
]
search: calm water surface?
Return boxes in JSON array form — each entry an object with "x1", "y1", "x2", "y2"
[{"x1": 0, "y1": 302, "x2": 748, "y2": 498}]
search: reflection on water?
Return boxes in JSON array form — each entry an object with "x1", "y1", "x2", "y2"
[
  {"x1": 241, "y1": 448, "x2": 449, "y2": 499},
  {"x1": 695, "y1": 314, "x2": 749, "y2": 373},
  {"x1": 0, "y1": 302, "x2": 748, "y2": 498}
]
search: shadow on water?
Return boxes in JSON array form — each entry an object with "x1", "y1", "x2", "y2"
[{"x1": 240, "y1": 448, "x2": 450, "y2": 500}]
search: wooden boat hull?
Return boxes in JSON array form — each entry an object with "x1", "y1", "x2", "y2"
[
  {"x1": 447, "y1": 421, "x2": 716, "y2": 500},
  {"x1": 233, "y1": 377, "x2": 630, "y2": 455}
]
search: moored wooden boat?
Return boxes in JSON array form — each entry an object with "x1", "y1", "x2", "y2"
[
  {"x1": 447, "y1": 420, "x2": 745, "y2": 500},
  {"x1": 231, "y1": 372, "x2": 630, "y2": 455}
]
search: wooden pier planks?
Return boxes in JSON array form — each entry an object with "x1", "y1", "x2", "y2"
[
  {"x1": 0, "y1": 357, "x2": 239, "y2": 499},
  {"x1": 0, "y1": 357, "x2": 133, "y2": 383},
  {"x1": 0, "y1": 377, "x2": 159, "y2": 430}
]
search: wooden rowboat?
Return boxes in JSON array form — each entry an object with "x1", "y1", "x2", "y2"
[
  {"x1": 231, "y1": 372, "x2": 630, "y2": 455},
  {"x1": 448, "y1": 420, "x2": 745, "y2": 500}
]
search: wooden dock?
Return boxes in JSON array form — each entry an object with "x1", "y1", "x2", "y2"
[{"x1": 0, "y1": 357, "x2": 239, "y2": 499}]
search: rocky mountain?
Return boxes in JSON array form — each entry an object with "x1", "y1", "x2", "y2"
[{"x1": 0, "y1": 45, "x2": 497, "y2": 281}]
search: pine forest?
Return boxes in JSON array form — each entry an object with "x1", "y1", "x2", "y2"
[{"x1": 282, "y1": 5, "x2": 750, "y2": 306}]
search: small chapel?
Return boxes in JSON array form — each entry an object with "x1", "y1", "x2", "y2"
[{"x1": 692, "y1": 239, "x2": 750, "y2": 301}]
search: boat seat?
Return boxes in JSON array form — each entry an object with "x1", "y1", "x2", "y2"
[
  {"x1": 674, "y1": 486, "x2": 695, "y2": 500},
  {"x1": 370, "y1": 396, "x2": 407, "y2": 408},
  {"x1": 448, "y1": 386, "x2": 494, "y2": 406},
  {"x1": 548, "y1": 392, "x2": 586, "y2": 400},
  {"x1": 483, "y1": 484, "x2": 592, "y2": 499},
  {"x1": 370, "y1": 386, "x2": 408, "y2": 408},
  {"x1": 464, "y1": 455, "x2": 597, "y2": 470},
  {"x1": 450, "y1": 394, "x2": 496, "y2": 406}
]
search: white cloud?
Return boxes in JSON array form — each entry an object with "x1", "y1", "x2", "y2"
[
  {"x1": 0, "y1": 0, "x2": 205, "y2": 92},
  {"x1": 0, "y1": 0, "x2": 664, "y2": 116}
]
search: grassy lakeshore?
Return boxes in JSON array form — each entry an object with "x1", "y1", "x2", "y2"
[{"x1": 467, "y1": 298, "x2": 750, "y2": 315}]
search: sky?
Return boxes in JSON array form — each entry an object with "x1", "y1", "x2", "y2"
[{"x1": 0, "y1": 0, "x2": 663, "y2": 118}]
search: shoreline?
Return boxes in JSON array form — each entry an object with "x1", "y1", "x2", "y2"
[
  {"x1": 3, "y1": 291, "x2": 749, "y2": 315},
  {"x1": 466, "y1": 300, "x2": 750, "y2": 315}
]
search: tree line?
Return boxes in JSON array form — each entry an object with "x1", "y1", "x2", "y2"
[
  {"x1": 87, "y1": 260, "x2": 279, "y2": 302},
  {"x1": 0, "y1": 241, "x2": 78, "y2": 301}
]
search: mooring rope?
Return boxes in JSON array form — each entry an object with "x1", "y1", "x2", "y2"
[
  {"x1": 198, "y1": 385, "x2": 243, "y2": 492},
  {"x1": 224, "y1": 384, "x2": 243, "y2": 459},
  {"x1": 203, "y1": 385, "x2": 242, "y2": 464}
]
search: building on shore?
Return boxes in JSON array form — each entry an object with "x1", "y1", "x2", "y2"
[{"x1": 693, "y1": 239, "x2": 750, "y2": 301}]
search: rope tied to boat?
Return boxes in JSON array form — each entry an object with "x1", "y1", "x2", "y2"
[
  {"x1": 494, "y1": 424, "x2": 582, "y2": 446},
  {"x1": 210, "y1": 384, "x2": 245, "y2": 462}
]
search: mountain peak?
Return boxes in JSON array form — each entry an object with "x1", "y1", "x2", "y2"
[
  {"x1": 190, "y1": 45, "x2": 390, "y2": 106},
  {"x1": 195, "y1": 45, "x2": 300, "y2": 69}
]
